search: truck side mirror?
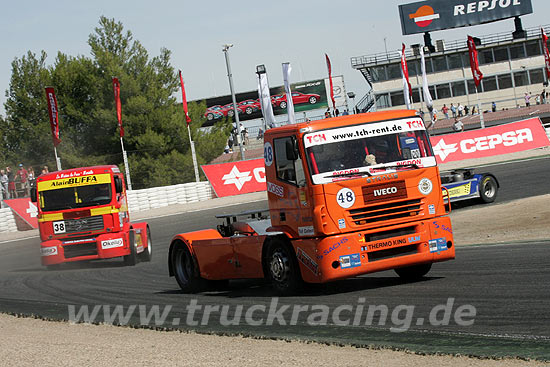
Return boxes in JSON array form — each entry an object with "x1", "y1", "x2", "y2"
[
  {"x1": 285, "y1": 137, "x2": 299, "y2": 161},
  {"x1": 30, "y1": 187, "x2": 37, "y2": 203},
  {"x1": 114, "y1": 176, "x2": 123, "y2": 194}
]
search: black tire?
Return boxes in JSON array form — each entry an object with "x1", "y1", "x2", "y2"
[
  {"x1": 309, "y1": 96, "x2": 317, "y2": 104},
  {"x1": 123, "y1": 230, "x2": 138, "y2": 266},
  {"x1": 245, "y1": 107, "x2": 253, "y2": 115},
  {"x1": 227, "y1": 109, "x2": 234, "y2": 117},
  {"x1": 279, "y1": 101, "x2": 287, "y2": 109},
  {"x1": 479, "y1": 175, "x2": 498, "y2": 203},
  {"x1": 395, "y1": 263, "x2": 432, "y2": 280},
  {"x1": 265, "y1": 239, "x2": 302, "y2": 295},
  {"x1": 206, "y1": 113, "x2": 214, "y2": 121},
  {"x1": 138, "y1": 226, "x2": 152, "y2": 262},
  {"x1": 171, "y1": 242, "x2": 204, "y2": 293}
]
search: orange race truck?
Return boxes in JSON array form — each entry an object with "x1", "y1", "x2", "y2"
[
  {"x1": 31, "y1": 165, "x2": 152, "y2": 268},
  {"x1": 168, "y1": 110, "x2": 455, "y2": 294}
]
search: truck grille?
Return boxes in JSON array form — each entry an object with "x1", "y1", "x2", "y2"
[
  {"x1": 367, "y1": 244, "x2": 417, "y2": 262},
  {"x1": 348, "y1": 199, "x2": 423, "y2": 225},
  {"x1": 63, "y1": 243, "x2": 97, "y2": 259},
  {"x1": 64, "y1": 216, "x2": 104, "y2": 234}
]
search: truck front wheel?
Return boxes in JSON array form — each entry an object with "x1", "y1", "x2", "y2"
[
  {"x1": 172, "y1": 242, "x2": 204, "y2": 293},
  {"x1": 266, "y1": 240, "x2": 302, "y2": 295},
  {"x1": 123, "y1": 231, "x2": 138, "y2": 266},
  {"x1": 395, "y1": 263, "x2": 432, "y2": 280},
  {"x1": 138, "y1": 226, "x2": 152, "y2": 262}
]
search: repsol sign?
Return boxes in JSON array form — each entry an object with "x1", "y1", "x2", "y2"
[{"x1": 399, "y1": 0, "x2": 533, "y2": 35}]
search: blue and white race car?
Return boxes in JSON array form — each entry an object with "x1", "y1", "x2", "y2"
[{"x1": 440, "y1": 168, "x2": 499, "y2": 204}]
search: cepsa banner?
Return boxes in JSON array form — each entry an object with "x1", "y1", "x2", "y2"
[
  {"x1": 201, "y1": 159, "x2": 266, "y2": 197},
  {"x1": 430, "y1": 118, "x2": 550, "y2": 164}
]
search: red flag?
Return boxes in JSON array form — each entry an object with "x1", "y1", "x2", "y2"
[
  {"x1": 325, "y1": 54, "x2": 336, "y2": 110},
  {"x1": 44, "y1": 87, "x2": 61, "y2": 147},
  {"x1": 400, "y1": 43, "x2": 413, "y2": 97},
  {"x1": 467, "y1": 36, "x2": 483, "y2": 88},
  {"x1": 112, "y1": 78, "x2": 124, "y2": 137},
  {"x1": 179, "y1": 70, "x2": 192, "y2": 125},
  {"x1": 542, "y1": 28, "x2": 550, "y2": 80}
]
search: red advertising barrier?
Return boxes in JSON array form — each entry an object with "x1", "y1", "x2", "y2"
[
  {"x1": 430, "y1": 118, "x2": 550, "y2": 164},
  {"x1": 4, "y1": 198, "x2": 39, "y2": 229},
  {"x1": 202, "y1": 159, "x2": 266, "y2": 197}
]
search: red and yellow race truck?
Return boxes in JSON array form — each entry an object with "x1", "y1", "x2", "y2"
[
  {"x1": 168, "y1": 110, "x2": 454, "y2": 294},
  {"x1": 31, "y1": 165, "x2": 152, "y2": 268}
]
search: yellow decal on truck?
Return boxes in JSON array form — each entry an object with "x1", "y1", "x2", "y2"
[
  {"x1": 38, "y1": 173, "x2": 112, "y2": 192},
  {"x1": 447, "y1": 182, "x2": 472, "y2": 198}
]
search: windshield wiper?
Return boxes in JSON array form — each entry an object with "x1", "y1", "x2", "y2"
[{"x1": 373, "y1": 163, "x2": 420, "y2": 171}]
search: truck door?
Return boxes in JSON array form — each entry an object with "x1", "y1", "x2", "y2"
[{"x1": 269, "y1": 135, "x2": 313, "y2": 236}]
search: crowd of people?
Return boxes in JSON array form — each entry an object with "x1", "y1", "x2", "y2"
[
  {"x1": 1, "y1": 164, "x2": 49, "y2": 199},
  {"x1": 224, "y1": 123, "x2": 249, "y2": 154}
]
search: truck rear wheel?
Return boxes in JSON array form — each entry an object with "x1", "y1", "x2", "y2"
[
  {"x1": 138, "y1": 226, "x2": 152, "y2": 262},
  {"x1": 266, "y1": 240, "x2": 302, "y2": 295},
  {"x1": 395, "y1": 263, "x2": 432, "y2": 280},
  {"x1": 479, "y1": 175, "x2": 498, "y2": 203},
  {"x1": 172, "y1": 242, "x2": 204, "y2": 293},
  {"x1": 123, "y1": 231, "x2": 138, "y2": 266}
]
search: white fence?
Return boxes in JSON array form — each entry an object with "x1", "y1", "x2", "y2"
[
  {"x1": 0, "y1": 181, "x2": 215, "y2": 234},
  {"x1": 0, "y1": 207, "x2": 18, "y2": 233}
]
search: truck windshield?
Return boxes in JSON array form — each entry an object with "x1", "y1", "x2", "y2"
[
  {"x1": 39, "y1": 183, "x2": 112, "y2": 212},
  {"x1": 303, "y1": 117, "x2": 436, "y2": 185}
]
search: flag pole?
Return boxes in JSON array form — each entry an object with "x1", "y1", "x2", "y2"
[
  {"x1": 475, "y1": 86, "x2": 485, "y2": 129},
  {"x1": 187, "y1": 125, "x2": 200, "y2": 183},
  {"x1": 119, "y1": 137, "x2": 132, "y2": 190},
  {"x1": 54, "y1": 147, "x2": 61, "y2": 171},
  {"x1": 179, "y1": 70, "x2": 200, "y2": 182}
]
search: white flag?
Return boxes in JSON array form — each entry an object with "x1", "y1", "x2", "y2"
[
  {"x1": 282, "y1": 62, "x2": 296, "y2": 125},
  {"x1": 420, "y1": 47, "x2": 434, "y2": 111},
  {"x1": 257, "y1": 73, "x2": 276, "y2": 128}
]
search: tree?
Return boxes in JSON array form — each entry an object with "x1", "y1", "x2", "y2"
[{"x1": 1, "y1": 16, "x2": 231, "y2": 189}]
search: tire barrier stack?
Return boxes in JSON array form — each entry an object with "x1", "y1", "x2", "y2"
[
  {"x1": 126, "y1": 181, "x2": 215, "y2": 214},
  {"x1": 0, "y1": 207, "x2": 18, "y2": 233}
]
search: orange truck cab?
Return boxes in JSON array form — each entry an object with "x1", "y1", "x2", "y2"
[
  {"x1": 168, "y1": 110, "x2": 454, "y2": 294},
  {"x1": 31, "y1": 165, "x2": 152, "y2": 268}
]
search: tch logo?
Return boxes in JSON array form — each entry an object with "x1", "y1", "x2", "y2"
[
  {"x1": 433, "y1": 139, "x2": 458, "y2": 162},
  {"x1": 409, "y1": 5, "x2": 440, "y2": 27}
]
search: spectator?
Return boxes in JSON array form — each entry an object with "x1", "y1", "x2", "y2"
[
  {"x1": 441, "y1": 104, "x2": 449, "y2": 119},
  {"x1": 16, "y1": 164, "x2": 29, "y2": 197},
  {"x1": 536, "y1": 94, "x2": 541, "y2": 105},
  {"x1": 27, "y1": 166, "x2": 35, "y2": 193},
  {"x1": 457, "y1": 103, "x2": 464, "y2": 117},
  {"x1": 541, "y1": 90, "x2": 546, "y2": 104},
  {"x1": 228, "y1": 134, "x2": 234, "y2": 153},
  {"x1": 492, "y1": 102, "x2": 496, "y2": 112},
  {"x1": 524, "y1": 92, "x2": 531, "y2": 107},
  {"x1": 342, "y1": 109, "x2": 349, "y2": 116},
  {"x1": 450, "y1": 103, "x2": 457, "y2": 118},
  {"x1": 7, "y1": 166, "x2": 16, "y2": 198},
  {"x1": 324, "y1": 110, "x2": 331, "y2": 118},
  {"x1": 1, "y1": 169, "x2": 8, "y2": 199},
  {"x1": 257, "y1": 127, "x2": 264, "y2": 140},
  {"x1": 464, "y1": 105, "x2": 469, "y2": 115},
  {"x1": 453, "y1": 118, "x2": 464, "y2": 133},
  {"x1": 471, "y1": 105, "x2": 476, "y2": 115},
  {"x1": 41, "y1": 165, "x2": 49, "y2": 175},
  {"x1": 243, "y1": 128, "x2": 249, "y2": 146},
  {"x1": 335, "y1": 108, "x2": 340, "y2": 117}
]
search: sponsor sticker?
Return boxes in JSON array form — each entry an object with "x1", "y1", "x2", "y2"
[
  {"x1": 447, "y1": 182, "x2": 472, "y2": 198},
  {"x1": 267, "y1": 182, "x2": 284, "y2": 197},
  {"x1": 429, "y1": 204, "x2": 435, "y2": 214},
  {"x1": 296, "y1": 248, "x2": 318, "y2": 275},
  {"x1": 101, "y1": 238, "x2": 124, "y2": 250},
  {"x1": 338, "y1": 218, "x2": 346, "y2": 229},
  {"x1": 340, "y1": 253, "x2": 361, "y2": 269},
  {"x1": 298, "y1": 226, "x2": 314, "y2": 236},
  {"x1": 429, "y1": 237, "x2": 448, "y2": 253},
  {"x1": 418, "y1": 178, "x2": 433, "y2": 195},
  {"x1": 41, "y1": 246, "x2": 58, "y2": 256}
]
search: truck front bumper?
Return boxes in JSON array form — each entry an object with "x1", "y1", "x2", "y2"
[
  {"x1": 40, "y1": 232, "x2": 131, "y2": 266},
  {"x1": 293, "y1": 216, "x2": 455, "y2": 283}
]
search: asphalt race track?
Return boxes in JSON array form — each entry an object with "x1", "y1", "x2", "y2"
[{"x1": 0, "y1": 157, "x2": 549, "y2": 360}]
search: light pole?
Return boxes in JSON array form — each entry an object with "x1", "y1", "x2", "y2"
[
  {"x1": 222, "y1": 44, "x2": 245, "y2": 160},
  {"x1": 347, "y1": 91, "x2": 356, "y2": 114}
]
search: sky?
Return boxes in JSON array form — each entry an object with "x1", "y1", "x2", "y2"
[{"x1": 1, "y1": 0, "x2": 549, "y2": 117}]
